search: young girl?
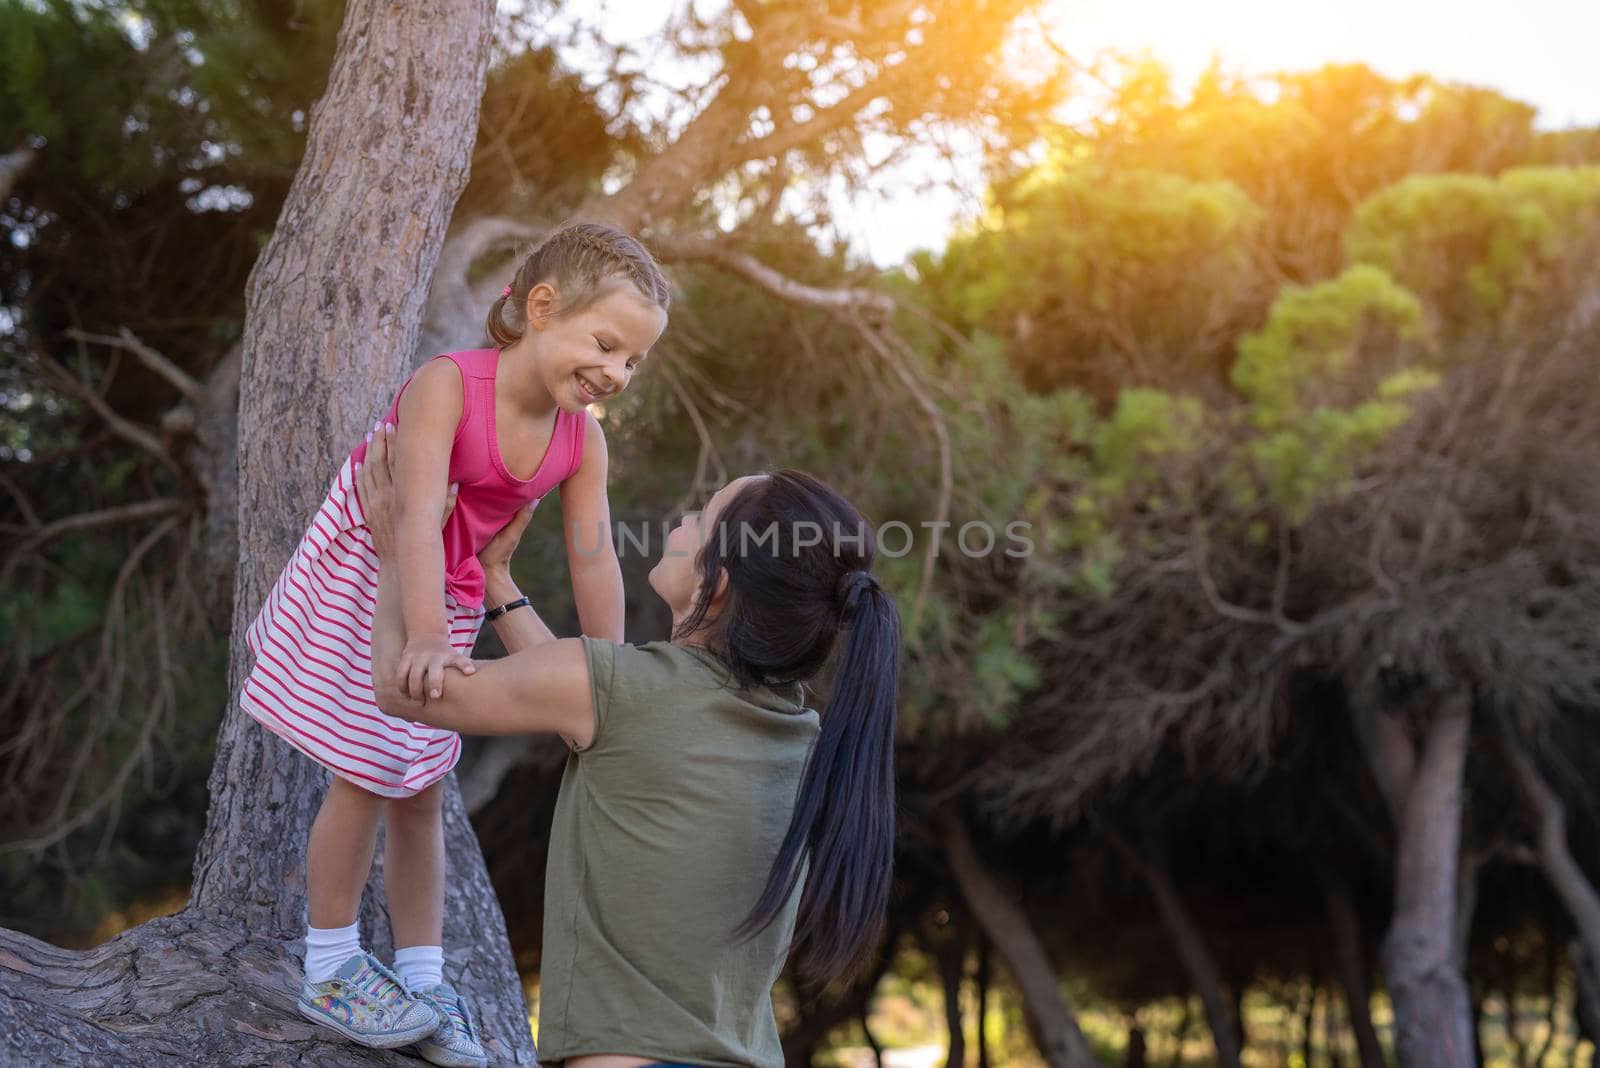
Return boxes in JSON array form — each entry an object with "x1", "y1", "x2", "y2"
[{"x1": 239, "y1": 222, "x2": 669, "y2": 1065}]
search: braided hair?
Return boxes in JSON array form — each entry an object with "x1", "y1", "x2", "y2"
[{"x1": 486, "y1": 222, "x2": 670, "y2": 346}]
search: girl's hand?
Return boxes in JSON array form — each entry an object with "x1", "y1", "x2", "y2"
[
  {"x1": 479, "y1": 502, "x2": 536, "y2": 578},
  {"x1": 356, "y1": 422, "x2": 458, "y2": 560},
  {"x1": 397, "y1": 634, "x2": 473, "y2": 702}
]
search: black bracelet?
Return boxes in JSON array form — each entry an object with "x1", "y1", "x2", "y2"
[{"x1": 484, "y1": 596, "x2": 530, "y2": 622}]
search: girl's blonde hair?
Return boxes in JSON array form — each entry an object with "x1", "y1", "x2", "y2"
[{"x1": 486, "y1": 222, "x2": 670, "y2": 347}]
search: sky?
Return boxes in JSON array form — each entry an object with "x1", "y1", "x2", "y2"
[
  {"x1": 529, "y1": 0, "x2": 1600, "y2": 266},
  {"x1": 1050, "y1": 0, "x2": 1600, "y2": 130}
]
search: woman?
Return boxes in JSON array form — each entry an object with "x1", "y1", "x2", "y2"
[{"x1": 357, "y1": 424, "x2": 899, "y2": 1068}]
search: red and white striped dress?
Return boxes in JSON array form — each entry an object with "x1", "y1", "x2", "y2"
[{"x1": 240, "y1": 349, "x2": 588, "y2": 797}]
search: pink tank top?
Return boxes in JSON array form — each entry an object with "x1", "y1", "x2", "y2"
[{"x1": 351, "y1": 348, "x2": 587, "y2": 609}]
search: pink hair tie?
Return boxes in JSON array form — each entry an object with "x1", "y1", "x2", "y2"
[{"x1": 501, "y1": 285, "x2": 513, "y2": 298}]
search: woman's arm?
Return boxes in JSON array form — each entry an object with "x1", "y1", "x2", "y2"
[
  {"x1": 560, "y1": 415, "x2": 625, "y2": 642},
  {"x1": 478, "y1": 510, "x2": 558, "y2": 654},
  {"x1": 375, "y1": 567, "x2": 594, "y2": 745},
  {"x1": 363, "y1": 425, "x2": 595, "y2": 747}
]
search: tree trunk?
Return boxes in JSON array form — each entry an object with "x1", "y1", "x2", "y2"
[
  {"x1": 1528, "y1": 940, "x2": 1560, "y2": 1068},
  {"x1": 0, "y1": 2, "x2": 532, "y2": 1063},
  {"x1": 1568, "y1": 943, "x2": 1600, "y2": 1063},
  {"x1": 1365, "y1": 691, "x2": 1476, "y2": 1068},
  {"x1": 1326, "y1": 987, "x2": 1347, "y2": 1068},
  {"x1": 780, "y1": 926, "x2": 898, "y2": 1068},
  {"x1": 1302, "y1": 986, "x2": 1316, "y2": 1068},
  {"x1": 1455, "y1": 849, "x2": 1483, "y2": 976},
  {"x1": 1501, "y1": 719, "x2": 1600, "y2": 997},
  {"x1": 1325, "y1": 878, "x2": 1388, "y2": 1068},
  {"x1": 1168, "y1": 1000, "x2": 1194, "y2": 1068},
  {"x1": 862, "y1": 1007, "x2": 886, "y2": 1068},
  {"x1": 976, "y1": 937, "x2": 993, "y2": 1068},
  {"x1": 193, "y1": 342, "x2": 243, "y2": 612},
  {"x1": 1470, "y1": 989, "x2": 1487, "y2": 1068},
  {"x1": 1114, "y1": 834, "x2": 1243, "y2": 1068},
  {"x1": 940, "y1": 812, "x2": 1100, "y2": 1068},
  {"x1": 931, "y1": 926, "x2": 967, "y2": 1068},
  {"x1": 1125, "y1": 1023, "x2": 1148, "y2": 1068},
  {"x1": 1506, "y1": 980, "x2": 1532, "y2": 1068}
]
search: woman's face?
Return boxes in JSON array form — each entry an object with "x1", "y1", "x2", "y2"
[
  {"x1": 526, "y1": 280, "x2": 667, "y2": 412},
  {"x1": 649, "y1": 475, "x2": 763, "y2": 620}
]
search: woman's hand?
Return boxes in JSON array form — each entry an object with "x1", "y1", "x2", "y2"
[
  {"x1": 356, "y1": 421, "x2": 457, "y2": 561},
  {"x1": 479, "y1": 501, "x2": 536, "y2": 579}
]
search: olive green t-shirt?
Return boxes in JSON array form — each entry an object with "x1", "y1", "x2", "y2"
[{"x1": 537, "y1": 638, "x2": 821, "y2": 1068}]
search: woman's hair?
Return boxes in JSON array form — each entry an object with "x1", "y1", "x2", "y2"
[
  {"x1": 486, "y1": 221, "x2": 670, "y2": 347},
  {"x1": 675, "y1": 470, "x2": 900, "y2": 984}
]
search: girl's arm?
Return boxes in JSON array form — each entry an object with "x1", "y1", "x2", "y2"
[
  {"x1": 388, "y1": 359, "x2": 472, "y2": 699},
  {"x1": 364, "y1": 425, "x2": 591, "y2": 747},
  {"x1": 559, "y1": 415, "x2": 626, "y2": 643}
]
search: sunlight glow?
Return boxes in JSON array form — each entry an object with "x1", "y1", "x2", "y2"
[
  {"x1": 1043, "y1": 0, "x2": 1600, "y2": 128},
  {"x1": 507, "y1": 0, "x2": 1596, "y2": 266}
]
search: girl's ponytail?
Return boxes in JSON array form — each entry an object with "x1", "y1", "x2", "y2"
[
  {"x1": 485, "y1": 289, "x2": 520, "y2": 347},
  {"x1": 734, "y1": 569, "x2": 900, "y2": 983}
]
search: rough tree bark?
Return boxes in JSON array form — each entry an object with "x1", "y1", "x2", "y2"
[
  {"x1": 940, "y1": 812, "x2": 1100, "y2": 1068},
  {"x1": 0, "y1": 3, "x2": 537, "y2": 1064},
  {"x1": 1357, "y1": 690, "x2": 1477, "y2": 1068}
]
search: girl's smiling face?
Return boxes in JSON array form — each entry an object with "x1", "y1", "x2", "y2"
[{"x1": 525, "y1": 278, "x2": 668, "y2": 411}]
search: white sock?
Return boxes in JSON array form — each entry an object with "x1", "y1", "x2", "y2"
[
  {"x1": 394, "y1": 944, "x2": 445, "y2": 991},
  {"x1": 304, "y1": 922, "x2": 363, "y2": 984}
]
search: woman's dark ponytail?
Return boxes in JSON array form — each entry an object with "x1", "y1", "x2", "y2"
[
  {"x1": 696, "y1": 472, "x2": 901, "y2": 985},
  {"x1": 737, "y1": 574, "x2": 899, "y2": 982}
]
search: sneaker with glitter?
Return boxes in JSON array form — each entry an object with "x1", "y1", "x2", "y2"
[
  {"x1": 297, "y1": 951, "x2": 442, "y2": 1049},
  {"x1": 414, "y1": 982, "x2": 489, "y2": 1067}
]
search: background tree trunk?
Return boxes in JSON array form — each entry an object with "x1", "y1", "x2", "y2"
[
  {"x1": 1500, "y1": 716, "x2": 1600, "y2": 1012},
  {"x1": 0, "y1": 2, "x2": 535, "y2": 1063},
  {"x1": 940, "y1": 812, "x2": 1100, "y2": 1068},
  {"x1": 780, "y1": 925, "x2": 899, "y2": 1068},
  {"x1": 1373, "y1": 692, "x2": 1477, "y2": 1068},
  {"x1": 1115, "y1": 835, "x2": 1244, "y2": 1068},
  {"x1": 1325, "y1": 878, "x2": 1388, "y2": 1068},
  {"x1": 976, "y1": 936, "x2": 994, "y2": 1068},
  {"x1": 930, "y1": 924, "x2": 968, "y2": 1068}
]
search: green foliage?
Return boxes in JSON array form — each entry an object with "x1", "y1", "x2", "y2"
[
  {"x1": 968, "y1": 612, "x2": 1041, "y2": 725},
  {"x1": 1221, "y1": 267, "x2": 1435, "y2": 521},
  {"x1": 1057, "y1": 388, "x2": 1207, "y2": 593},
  {"x1": 1059, "y1": 61, "x2": 1578, "y2": 280},
  {"x1": 921, "y1": 167, "x2": 1263, "y2": 394},
  {"x1": 1345, "y1": 167, "x2": 1600, "y2": 335},
  {"x1": 1232, "y1": 265, "x2": 1426, "y2": 428},
  {"x1": 1089, "y1": 388, "x2": 1207, "y2": 497}
]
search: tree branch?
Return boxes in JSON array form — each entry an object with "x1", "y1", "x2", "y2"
[
  {"x1": 847, "y1": 314, "x2": 952, "y2": 634},
  {"x1": 31, "y1": 345, "x2": 180, "y2": 473},
  {"x1": 4, "y1": 498, "x2": 185, "y2": 564},
  {"x1": 0, "y1": 145, "x2": 36, "y2": 202},
  {"x1": 64, "y1": 328, "x2": 202, "y2": 402},
  {"x1": 654, "y1": 235, "x2": 895, "y2": 317}
]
